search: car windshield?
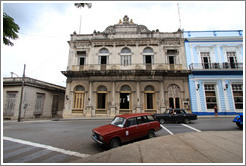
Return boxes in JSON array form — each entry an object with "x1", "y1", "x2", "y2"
[{"x1": 110, "y1": 117, "x2": 126, "y2": 128}]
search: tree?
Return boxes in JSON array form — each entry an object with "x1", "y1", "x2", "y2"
[
  {"x1": 3, "y1": 12, "x2": 20, "y2": 46},
  {"x1": 74, "y1": 3, "x2": 92, "y2": 9}
]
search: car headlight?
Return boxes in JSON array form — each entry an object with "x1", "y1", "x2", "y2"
[{"x1": 99, "y1": 135, "x2": 104, "y2": 141}]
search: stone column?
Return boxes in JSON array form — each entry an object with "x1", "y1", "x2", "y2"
[
  {"x1": 136, "y1": 81, "x2": 142, "y2": 113},
  {"x1": 160, "y1": 81, "x2": 166, "y2": 113},
  {"x1": 87, "y1": 81, "x2": 94, "y2": 117},
  {"x1": 110, "y1": 81, "x2": 116, "y2": 116}
]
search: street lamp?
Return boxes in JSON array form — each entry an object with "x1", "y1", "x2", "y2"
[{"x1": 11, "y1": 64, "x2": 26, "y2": 122}]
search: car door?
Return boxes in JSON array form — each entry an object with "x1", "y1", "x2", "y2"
[
  {"x1": 175, "y1": 109, "x2": 184, "y2": 122},
  {"x1": 169, "y1": 109, "x2": 176, "y2": 122},
  {"x1": 136, "y1": 116, "x2": 150, "y2": 138},
  {"x1": 124, "y1": 117, "x2": 139, "y2": 142}
]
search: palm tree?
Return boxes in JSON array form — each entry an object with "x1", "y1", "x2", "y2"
[{"x1": 3, "y1": 12, "x2": 20, "y2": 46}]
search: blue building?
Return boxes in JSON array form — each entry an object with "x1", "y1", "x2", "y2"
[{"x1": 184, "y1": 30, "x2": 243, "y2": 115}]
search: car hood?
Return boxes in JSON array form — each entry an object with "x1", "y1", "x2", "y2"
[{"x1": 93, "y1": 124, "x2": 122, "y2": 136}]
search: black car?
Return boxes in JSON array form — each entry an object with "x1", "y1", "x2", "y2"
[{"x1": 154, "y1": 108, "x2": 197, "y2": 124}]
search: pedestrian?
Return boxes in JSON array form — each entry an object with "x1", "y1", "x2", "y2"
[{"x1": 214, "y1": 105, "x2": 218, "y2": 117}]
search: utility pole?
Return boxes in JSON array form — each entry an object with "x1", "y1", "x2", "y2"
[
  {"x1": 177, "y1": 3, "x2": 182, "y2": 30},
  {"x1": 17, "y1": 64, "x2": 26, "y2": 122},
  {"x1": 74, "y1": 3, "x2": 92, "y2": 34}
]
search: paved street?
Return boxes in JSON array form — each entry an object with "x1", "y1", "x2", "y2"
[{"x1": 2, "y1": 117, "x2": 243, "y2": 163}]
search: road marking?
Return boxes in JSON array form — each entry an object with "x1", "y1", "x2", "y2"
[
  {"x1": 3, "y1": 136, "x2": 90, "y2": 158},
  {"x1": 181, "y1": 123, "x2": 202, "y2": 132},
  {"x1": 160, "y1": 124, "x2": 174, "y2": 135}
]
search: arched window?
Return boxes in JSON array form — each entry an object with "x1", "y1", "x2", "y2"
[
  {"x1": 145, "y1": 85, "x2": 154, "y2": 91},
  {"x1": 121, "y1": 47, "x2": 131, "y2": 54},
  {"x1": 99, "y1": 48, "x2": 109, "y2": 55},
  {"x1": 121, "y1": 85, "x2": 131, "y2": 91},
  {"x1": 73, "y1": 85, "x2": 85, "y2": 113},
  {"x1": 97, "y1": 85, "x2": 107, "y2": 92},
  {"x1": 143, "y1": 47, "x2": 154, "y2": 55},
  {"x1": 75, "y1": 85, "x2": 85, "y2": 91},
  {"x1": 120, "y1": 47, "x2": 131, "y2": 66}
]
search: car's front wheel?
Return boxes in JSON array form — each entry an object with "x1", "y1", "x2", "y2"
[
  {"x1": 159, "y1": 119, "x2": 165, "y2": 124},
  {"x1": 109, "y1": 137, "x2": 121, "y2": 149}
]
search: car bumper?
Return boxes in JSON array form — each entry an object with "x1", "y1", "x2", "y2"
[{"x1": 91, "y1": 135, "x2": 105, "y2": 145}]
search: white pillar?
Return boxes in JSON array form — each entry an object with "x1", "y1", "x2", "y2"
[
  {"x1": 110, "y1": 81, "x2": 116, "y2": 116},
  {"x1": 136, "y1": 81, "x2": 141, "y2": 113}
]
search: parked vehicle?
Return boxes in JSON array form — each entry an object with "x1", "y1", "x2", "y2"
[
  {"x1": 154, "y1": 108, "x2": 197, "y2": 124},
  {"x1": 91, "y1": 113, "x2": 162, "y2": 148},
  {"x1": 233, "y1": 113, "x2": 243, "y2": 129}
]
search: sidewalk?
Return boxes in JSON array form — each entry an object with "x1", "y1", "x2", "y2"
[{"x1": 72, "y1": 131, "x2": 243, "y2": 163}]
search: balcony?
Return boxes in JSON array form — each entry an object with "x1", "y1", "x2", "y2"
[
  {"x1": 71, "y1": 63, "x2": 184, "y2": 71},
  {"x1": 189, "y1": 62, "x2": 243, "y2": 70}
]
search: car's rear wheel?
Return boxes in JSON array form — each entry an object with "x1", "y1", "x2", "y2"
[
  {"x1": 159, "y1": 119, "x2": 165, "y2": 124},
  {"x1": 109, "y1": 137, "x2": 121, "y2": 149},
  {"x1": 184, "y1": 119, "x2": 190, "y2": 124},
  {"x1": 148, "y1": 130, "x2": 155, "y2": 138}
]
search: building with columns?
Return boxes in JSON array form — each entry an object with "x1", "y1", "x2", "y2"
[
  {"x1": 184, "y1": 30, "x2": 243, "y2": 115},
  {"x1": 62, "y1": 15, "x2": 191, "y2": 118}
]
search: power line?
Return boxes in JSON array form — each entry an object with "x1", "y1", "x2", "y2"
[{"x1": 18, "y1": 32, "x2": 68, "y2": 38}]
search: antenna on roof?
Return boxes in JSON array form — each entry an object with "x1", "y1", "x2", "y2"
[{"x1": 177, "y1": 3, "x2": 182, "y2": 30}]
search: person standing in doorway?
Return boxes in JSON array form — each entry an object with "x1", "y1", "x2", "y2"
[{"x1": 214, "y1": 105, "x2": 218, "y2": 117}]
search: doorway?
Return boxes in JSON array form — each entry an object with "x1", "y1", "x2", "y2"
[
  {"x1": 52, "y1": 95, "x2": 59, "y2": 118},
  {"x1": 167, "y1": 84, "x2": 181, "y2": 109},
  {"x1": 229, "y1": 57, "x2": 236, "y2": 68},
  {"x1": 100, "y1": 56, "x2": 107, "y2": 70},
  {"x1": 169, "y1": 97, "x2": 180, "y2": 109},
  {"x1": 5, "y1": 92, "x2": 17, "y2": 117},
  {"x1": 96, "y1": 86, "x2": 107, "y2": 114},
  {"x1": 145, "y1": 56, "x2": 152, "y2": 70},
  {"x1": 144, "y1": 86, "x2": 156, "y2": 113}
]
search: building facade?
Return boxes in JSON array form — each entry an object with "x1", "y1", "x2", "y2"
[
  {"x1": 62, "y1": 15, "x2": 191, "y2": 118},
  {"x1": 184, "y1": 30, "x2": 243, "y2": 115},
  {"x1": 3, "y1": 77, "x2": 65, "y2": 120}
]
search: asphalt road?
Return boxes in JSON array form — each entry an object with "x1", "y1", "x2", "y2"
[{"x1": 2, "y1": 117, "x2": 242, "y2": 163}]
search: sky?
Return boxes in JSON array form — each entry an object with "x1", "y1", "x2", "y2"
[{"x1": 1, "y1": 1, "x2": 245, "y2": 87}]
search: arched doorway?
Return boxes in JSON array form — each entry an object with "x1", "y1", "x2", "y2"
[
  {"x1": 168, "y1": 84, "x2": 181, "y2": 109},
  {"x1": 144, "y1": 85, "x2": 156, "y2": 113},
  {"x1": 120, "y1": 85, "x2": 132, "y2": 114},
  {"x1": 96, "y1": 85, "x2": 107, "y2": 114},
  {"x1": 73, "y1": 85, "x2": 85, "y2": 113}
]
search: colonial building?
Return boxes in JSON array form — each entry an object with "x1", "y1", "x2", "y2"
[
  {"x1": 3, "y1": 77, "x2": 65, "y2": 120},
  {"x1": 184, "y1": 30, "x2": 243, "y2": 115},
  {"x1": 62, "y1": 15, "x2": 191, "y2": 118}
]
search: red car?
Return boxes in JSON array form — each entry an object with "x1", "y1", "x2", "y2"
[{"x1": 92, "y1": 113, "x2": 161, "y2": 148}]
